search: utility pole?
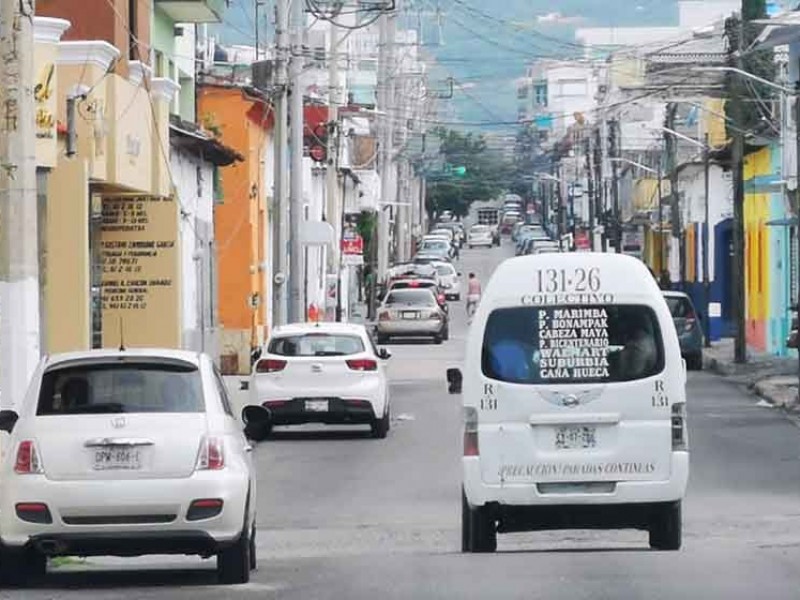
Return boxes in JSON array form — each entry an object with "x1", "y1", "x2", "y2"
[
  {"x1": 326, "y1": 21, "x2": 341, "y2": 320},
  {"x1": 657, "y1": 160, "x2": 665, "y2": 272},
  {"x1": 0, "y1": 0, "x2": 40, "y2": 410},
  {"x1": 272, "y1": 0, "x2": 289, "y2": 327},
  {"x1": 287, "y1": 0, "x2": 305, "y2": 322},
  {"x1": 585, "y1": 130, "x2": 595, "y2": 251},
  {"x1": 703, "y1": 132, "x2": 711, "y2": 347},
  {"x1": 377, "y1": 7, "x2": 395, "y2": 279},
  {"x1": 609, "y1": 119, "x2": 621, "y2": 253},
  {"x1": 665, "y1": 103, "x2": 683, "y2": 288},
  {"x1": 594, "y1": 125, "x2": 606, "y2": 251},
  {"x1": 729, "y1": 18, "x2": 747, "y2": 364}
]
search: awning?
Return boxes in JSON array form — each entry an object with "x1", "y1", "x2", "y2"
[{"x1": 754, "y1": 12, "x2": 800, "y2": 50}]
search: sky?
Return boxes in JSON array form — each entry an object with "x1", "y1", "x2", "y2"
[{"x1": 215, "y1": 1, "x2": 790, "y2": 133}]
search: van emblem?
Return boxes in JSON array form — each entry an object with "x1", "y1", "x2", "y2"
[
  {"x1": 111, "y1": 416, "x2": 127, "y2": 429},
  {"x1": 540, "y1": 389, "x2": 603, "y2": 409}
]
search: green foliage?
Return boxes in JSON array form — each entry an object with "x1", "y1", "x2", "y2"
[{"x1": 424, "y1": 128, "x2": 513, "y2": 217}]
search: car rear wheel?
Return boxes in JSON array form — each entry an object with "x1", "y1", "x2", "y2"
[
  {"x1": 461, "y1": 489, "x2": 496, "y2": 553},
  {"x1": 433, "y1": 334, "x2": 443, "y2": 345},
  {"x1": 0, "y1": 547, "x2": 46, "y2": 586},
  {"x1": 372, "y1": 407, "x2": 390, "y2": 439},
  {"x1": 217, "y1": 524, "x2": 252, "y2": 584},
  {"x1": 649, "y1": 501, "x2": 682, "y2": 551}
]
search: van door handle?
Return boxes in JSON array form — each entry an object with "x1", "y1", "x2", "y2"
[{"x1": 244, "y1": 444, "x2": 253, "y2": 453}]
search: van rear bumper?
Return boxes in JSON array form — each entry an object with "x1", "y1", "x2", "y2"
[{"x1": 463, "y1": 452, "x2": 688, "y2": 507}]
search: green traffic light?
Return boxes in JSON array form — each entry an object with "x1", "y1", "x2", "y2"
[{"x1": 453, "y1": 166, "x2": 467, "y2": 176}]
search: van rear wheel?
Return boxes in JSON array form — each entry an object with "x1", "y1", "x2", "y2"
[
  {"x1": 649, "y1": 501, "x2": 682, "y2": 551},
  {"x1": 461, "y1": 489, "x2": 496, "y2": 553}
]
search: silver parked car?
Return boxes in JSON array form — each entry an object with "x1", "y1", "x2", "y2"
[{"x1": 376, "y1": 288, "x2": 448, "y2": 345}]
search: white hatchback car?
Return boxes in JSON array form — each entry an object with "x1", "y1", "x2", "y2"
[
  {"x1": 248, "y1": 323, "x2": 391, "y2": 439},
  {"x1": 0, "y1": 349, "x2": 263, "y2": 586}
]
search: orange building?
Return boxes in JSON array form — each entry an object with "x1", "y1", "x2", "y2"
[{"x1": 198, "y1": 84, "x2": 273, "y2": 374}]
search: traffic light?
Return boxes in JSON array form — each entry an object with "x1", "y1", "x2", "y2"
[
  {"x1": 306, "y1": 122, "x2": 328, "y2": 163},
  {"x1": 453, "y1": 165, "x2": 467, "y2": 176}
]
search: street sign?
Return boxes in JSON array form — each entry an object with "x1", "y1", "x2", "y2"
[{"x1": 341, "y1": 234, "x2": 364, "y2": 255}]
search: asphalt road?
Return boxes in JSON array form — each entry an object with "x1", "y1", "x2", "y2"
[{"x1": 8, "y1": 241, "x2": 800, "y2": 599}]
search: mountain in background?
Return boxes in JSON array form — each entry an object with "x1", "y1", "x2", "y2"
[{"x1": 215, "y1": 1, "x2": 690, "y2": 131}]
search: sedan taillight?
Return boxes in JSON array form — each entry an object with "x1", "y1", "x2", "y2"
[
  {"x1": 256, "y1": 359, "x2": 287, "y2": 373},
  {"x1": 196, "y1": 436, "x2": 225, "y2": 471},
  {"x1": 346, "y1": 359, "x2": 378, "y2": 371},
  {"x1": 14, "y1": 440, "x2": 43, "y2": 475}
]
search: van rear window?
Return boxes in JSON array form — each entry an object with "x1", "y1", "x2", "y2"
[{"x1": 481, "y1": 305, "x2": 664, "y2": 384}]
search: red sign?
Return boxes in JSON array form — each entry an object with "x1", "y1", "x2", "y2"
[{"x1": 341, "y1": 235, "x2": 364, "y2": 255}]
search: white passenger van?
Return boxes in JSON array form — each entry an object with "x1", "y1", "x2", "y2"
[{"x1": 447, "y1": 253, "x2": 688, "y2": 552}]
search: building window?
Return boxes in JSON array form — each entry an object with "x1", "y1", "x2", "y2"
[
  {"x1": 128, "y1": 0, "x2": 138, "y2": 60},
  {"x1": 534, "y1": 83, "x2": 548, "y2": 106},
  {"x1": 517, "y1": 84, "x2": 529, "y2": 100},
  {"x1": 557, "y1": 79, "x2": 588, "y2": 97}
]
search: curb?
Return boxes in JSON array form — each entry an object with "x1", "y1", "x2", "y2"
[{"x1": 704, "y1": 351, "x2": 799, "y2": 412}]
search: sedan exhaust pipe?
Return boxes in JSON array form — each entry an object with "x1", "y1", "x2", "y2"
[{"x1": 34, "y1": 539, "x2": 67, "y2": 556}]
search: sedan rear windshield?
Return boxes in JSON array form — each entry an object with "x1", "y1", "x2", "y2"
[
  {"x1": 482, "y1": 305, "x2": 664, "y2": 384},
  {"x1": 385, "y1": 289, "x2": 436, "y2": 306},
  {"x1": 665, "y1": 297, "x2": 696, "y2": 319},
  {"x1": 269, "y1": 334, "x2": 365, "y2": 357},
  {"x1": 37, "y1": 362, "x2": 204, "y2": 415}
]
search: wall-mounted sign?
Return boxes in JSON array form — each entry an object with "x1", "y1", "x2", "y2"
[{"x1": 34, "y1": 63, "x2": 55, "y2": 140}]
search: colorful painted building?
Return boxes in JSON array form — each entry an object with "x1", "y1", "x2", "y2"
[
  {"x1": 197, "y1": 84, "x2": 273, "y2": 374},
  {"x1": 742, "y1": 144, "x2": 795, "y2": 356}
]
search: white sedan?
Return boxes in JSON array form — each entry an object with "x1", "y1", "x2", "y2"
[
  {"x1": 468, "y1": 225, "x2": 494, "y2": 248},
  {"x1": 432, "y1": 260, "x2": 462, "y2": 300},
  {"x1": 0, "y1": 348, "x2": 263, "y2": 586},
  {"x1": 248, "y1": 323, "x2": 391, "y2": 439}
]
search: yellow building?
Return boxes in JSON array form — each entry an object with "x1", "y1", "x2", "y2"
[{"x1": 41, "y1": 30, "x2": 181, "y2": 353}]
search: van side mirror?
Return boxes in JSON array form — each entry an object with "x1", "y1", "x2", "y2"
[
  {"x1": 0, "y1": 410, "x2": 19, "y2": 434},
  {"x1": 446, "y1": 368, "x2": 463, "y2": 394},
  {"x1": 378, "y1": 348, "x2": 392, "y2": 360}
]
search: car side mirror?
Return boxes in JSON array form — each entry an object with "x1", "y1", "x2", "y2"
[
  {"x1": 0, "y1": 410, "x2": 19, "y2": 434},
  {"x1": 446, "y1": 368, "x2": 463, "y2": 394},
  {"x1": 241, "y1": 405, "x2": 271, "y2": 438},
  {"x1": 239, "y1": 380, "x2": 250, "y2": 391},
  {"x1": 378, "y1": 348, "x2": 392, "y2": 360}
]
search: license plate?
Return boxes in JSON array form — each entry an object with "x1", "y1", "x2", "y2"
[
  {"x1": 305, "y1": 400, "x2": 329, "y2": 412},
  {"x1": 554, "y1": 426, "x2": 597, "y2": 450},
  {"x1": 93, "y1": 447, "x2": 142, "y2": 471},
  {"x1": 402, "y1": 311, "x2": 419, "y2": 319}
]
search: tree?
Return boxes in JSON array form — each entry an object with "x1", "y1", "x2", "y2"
[{"x1": 424, "y1": 128, "x2": 513, "y2": 219}]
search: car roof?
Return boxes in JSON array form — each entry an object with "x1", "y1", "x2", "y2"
[
  {"x1": 271, "y1": 322, "x2": 368, "y2": 336},
  {"x1": 45, "y1": 348, "x2": 203, "y2": 369}
]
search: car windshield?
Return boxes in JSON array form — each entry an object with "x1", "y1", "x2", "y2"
[
  {"x1": 268, "y1": 333, "x2": 365, "y2": 356},
  {"x1": 385, "y1": 289, "x2": 436, "y2": 306},
  {"x1": 37, "y1": 362, "x2": 204, "y2": 415},
  {"x1": 422, "y1": 240, "x2": 449, "y2": 250},
  {"x1": 665, "y1": 296, "x2": 696, "y2": 319},
  {"x1": 482, "y1": 305, "x2": 664, "y2": 384}
]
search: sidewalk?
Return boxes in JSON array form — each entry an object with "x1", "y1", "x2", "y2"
[{"x1": 703, "y1": 339, "x2": 799, "y2": 412}]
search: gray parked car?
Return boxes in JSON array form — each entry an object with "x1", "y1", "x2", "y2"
[
  {"x1": 663, "y1": 291, "x2": 703, "y2": 370},
  {"x1": 376, "y1": 288, "x2": 448, "y2": 345}
]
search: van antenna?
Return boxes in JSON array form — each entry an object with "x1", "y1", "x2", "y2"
[{"x1": 119, "y1": 316, "x2": 126, "y2": 351}]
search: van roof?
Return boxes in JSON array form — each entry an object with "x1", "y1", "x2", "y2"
[{"x1": 485, "y1": 252, "x2": 661, "y2": 303}]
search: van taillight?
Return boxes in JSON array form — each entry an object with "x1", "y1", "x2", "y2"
[
  {"x1": 463, "y1": 407, "x2": 479, "y2": 457},
  {"x1": 14, "y1": 441, "x2": 43, "y2": 475},
  {"x1": 671, "y1": 403, "x2": 688, "y2": 451},
  {"x1": 346, "y1": 359, "x2": 377, "y2": 371},
  {"x1": 256, "y1": 359, "x2": 287, "y2": 373},
  {"x1": 196, "y1": 437, "x2": 225, "y2": 471}
]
